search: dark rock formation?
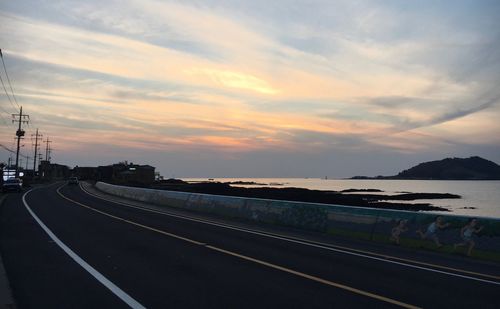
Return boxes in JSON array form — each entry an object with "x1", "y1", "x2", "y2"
[
  {"x1": 151, "y1": 181, "x2": 453, "y2": 212},
  {"x1": 394, "y1": 156, "x2": 500, "y2": 180},
  {"x1": 351, "y1": 156, "x2": 500, "y2": 180}
]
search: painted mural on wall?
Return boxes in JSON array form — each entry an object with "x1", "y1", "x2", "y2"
[{"x1": 96, "y1": 182, "x2": 500, "y2": 260}]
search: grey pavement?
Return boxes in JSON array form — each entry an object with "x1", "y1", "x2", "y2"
[{"x1": 1, "y1": 184, "x2": 499, "y2": 308}]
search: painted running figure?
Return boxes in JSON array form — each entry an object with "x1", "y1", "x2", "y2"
[
  {"x1": 454, "y1": 218, "x2": 484, "y2": 256},
  {"x1": 416, "y1": 216, "x2": 450, "y2": 248},
  {"x1": 390, "y1": 219, "x2": 408, "y2": 245}
]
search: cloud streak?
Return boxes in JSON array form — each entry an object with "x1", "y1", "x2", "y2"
[{"x1": 1, "y1": 0, "x2": 499, "y2": 176}]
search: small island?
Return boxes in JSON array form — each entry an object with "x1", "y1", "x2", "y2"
[{"x1": 351, "y1": 156, "x2": 500, "y2": 180}]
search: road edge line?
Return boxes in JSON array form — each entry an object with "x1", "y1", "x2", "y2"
[
  {"x1": 58, "y1": 185, "x2": 421, "y2": 309},
  {"x1": 81, "y1": 182, "x2": 500, "y2": 283},
  {"x1": 22, "y1": 188, "x2": 146, "y2": 309}
]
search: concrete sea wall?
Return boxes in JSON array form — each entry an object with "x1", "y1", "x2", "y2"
[{"x1": 96, "y1": 182, "x2": 500, "y2": 260}]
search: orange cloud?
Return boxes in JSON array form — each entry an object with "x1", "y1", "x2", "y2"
[{"x1": 185, "y1": 68, "x2": 279, "y2": 95}]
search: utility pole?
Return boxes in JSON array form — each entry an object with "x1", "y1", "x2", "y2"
[
  {"x1": 25, "y1": 156, "x2": 30, "y2": 170},
  {"x1": 32, "y1": 129, "x2": 42, "y2": 174},
  {"x1": 12, "y1": 106, "x2": 29, "y2": 177},
  {"x1": 38, "y1": 153, "x2": 43, "y2": 174},
  {"x1": 45, "y1": 137, "x2": 52, "y2": 161}
]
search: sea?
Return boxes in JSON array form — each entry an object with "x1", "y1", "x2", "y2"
[{"x1": 182, "y1": 178, "x2": 500, "y2": 219}]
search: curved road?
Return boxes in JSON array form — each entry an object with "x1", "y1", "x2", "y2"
[{"x1": 1, "y1": 183, "x2": 499, "y2": 308}]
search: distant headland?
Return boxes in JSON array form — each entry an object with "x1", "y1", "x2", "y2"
[{"x1": 351, "y1": 156, "x2": 500, "y2": 180}]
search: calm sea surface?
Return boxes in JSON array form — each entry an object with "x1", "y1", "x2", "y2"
[{"x1": 182, "y1": 178, "x2": 500, "y2": 218}]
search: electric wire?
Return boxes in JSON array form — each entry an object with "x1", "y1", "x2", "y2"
[
  {"x1": 0, "y1": 50, "x2": 20, "y2": 109},
  {"x1": 0, "y1": 73, "x2": 17, "y2": 112},
  {"x1": 0, "y1": 143, "x2": 29, "y2": 159},
  {"x1": 0, "y1": 51, "x2": 43, "y2": 166}
]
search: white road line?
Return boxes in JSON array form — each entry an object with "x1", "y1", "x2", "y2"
[
  {"x1": 22, "y1": 189, "x2": 146, "y2": 309},
  {"x1": 80, "y1": 183, "x2": 500, "y2": 285},
  {"x1": 59, "y1": 185, "x2": 420, "y2": 308},
  {"x1": 205, "y1": 245, "x2": 421, "y2": 309}
]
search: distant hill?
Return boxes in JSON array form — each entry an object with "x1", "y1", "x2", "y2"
[{"x1": 352, "y1": 156, "x2": 500, "y2": 180}]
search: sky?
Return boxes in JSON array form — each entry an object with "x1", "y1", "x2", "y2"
[{"x1": 0, "y1": 0, "x2": 499, "y2": 178}]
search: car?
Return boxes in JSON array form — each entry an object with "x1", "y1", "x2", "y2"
[
  {"x1": 68, "y1": 176, "x2": 79, "y2": 185},
  {"x1": 2, "y1": 178, "x2": 23, "y2": 193}
]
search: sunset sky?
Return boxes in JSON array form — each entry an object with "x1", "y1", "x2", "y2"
[{"x1": 1, "y1": 0, "x2": 499, "y2": 178}]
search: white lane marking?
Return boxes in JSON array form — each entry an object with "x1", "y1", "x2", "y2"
[
  {"x1": 58, "y1": 188, "x2": 204, "y2": 246},
  {"x1": 22, "y1": 189, "x2": 146, "y2": 309},
  {"x1": 79, "y1": 184, "x2": 500, "y2": 285},
  {"x1": 60, "y1": 186, "x2": 420, "y2": 308},
  {"x1": 205, "y1": 245, "x2": 421, "y2": 309}
]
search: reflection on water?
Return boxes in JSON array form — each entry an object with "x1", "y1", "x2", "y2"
[{"x1": 182, "y1": 178, "x2": 500, "y2": 218}]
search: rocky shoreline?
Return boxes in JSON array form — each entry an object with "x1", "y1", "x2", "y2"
[{"x1": 149, "y1": 179, "x2": 460, "y2": 212}]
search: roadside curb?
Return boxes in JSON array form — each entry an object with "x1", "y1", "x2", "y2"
[{"x1": 0, "y1": 194, "x2": 16, "y2": 308}]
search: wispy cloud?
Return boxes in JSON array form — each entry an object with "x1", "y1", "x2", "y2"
[{"x1": 1, "y1": 0, "x2": 499, "y2": 176}]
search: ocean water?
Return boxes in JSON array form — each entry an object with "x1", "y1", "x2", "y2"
[{"x1": 182, "y1": 178, "x2": 500, "y2": 218}]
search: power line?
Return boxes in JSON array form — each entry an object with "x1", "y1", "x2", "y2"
[
  {"x1": 26, "y1": 113, "x2": 40, "y2": 129},
  {"x1": 0, "y1": 50, "x2": 47, "y2": 170},
  {"x1": 0, "y1": 51, "x2": 41, "y2": 134},
  {"x1": 0, "y1": 49, "x2": 20, "y2": 109},
  {"x1": 0, "y1": 143, "x2": 13, "y2": 153},
  {"x1": 0, "y1": 72, "x2": 16, "y2": 112},
  {"x1": 0, "y1": 142, "x2": 29, "y2": 159}
]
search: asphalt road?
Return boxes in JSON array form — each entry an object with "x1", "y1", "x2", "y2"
[{"x1": 1, "y1": 183, "x2": 499, "y2": 308}]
